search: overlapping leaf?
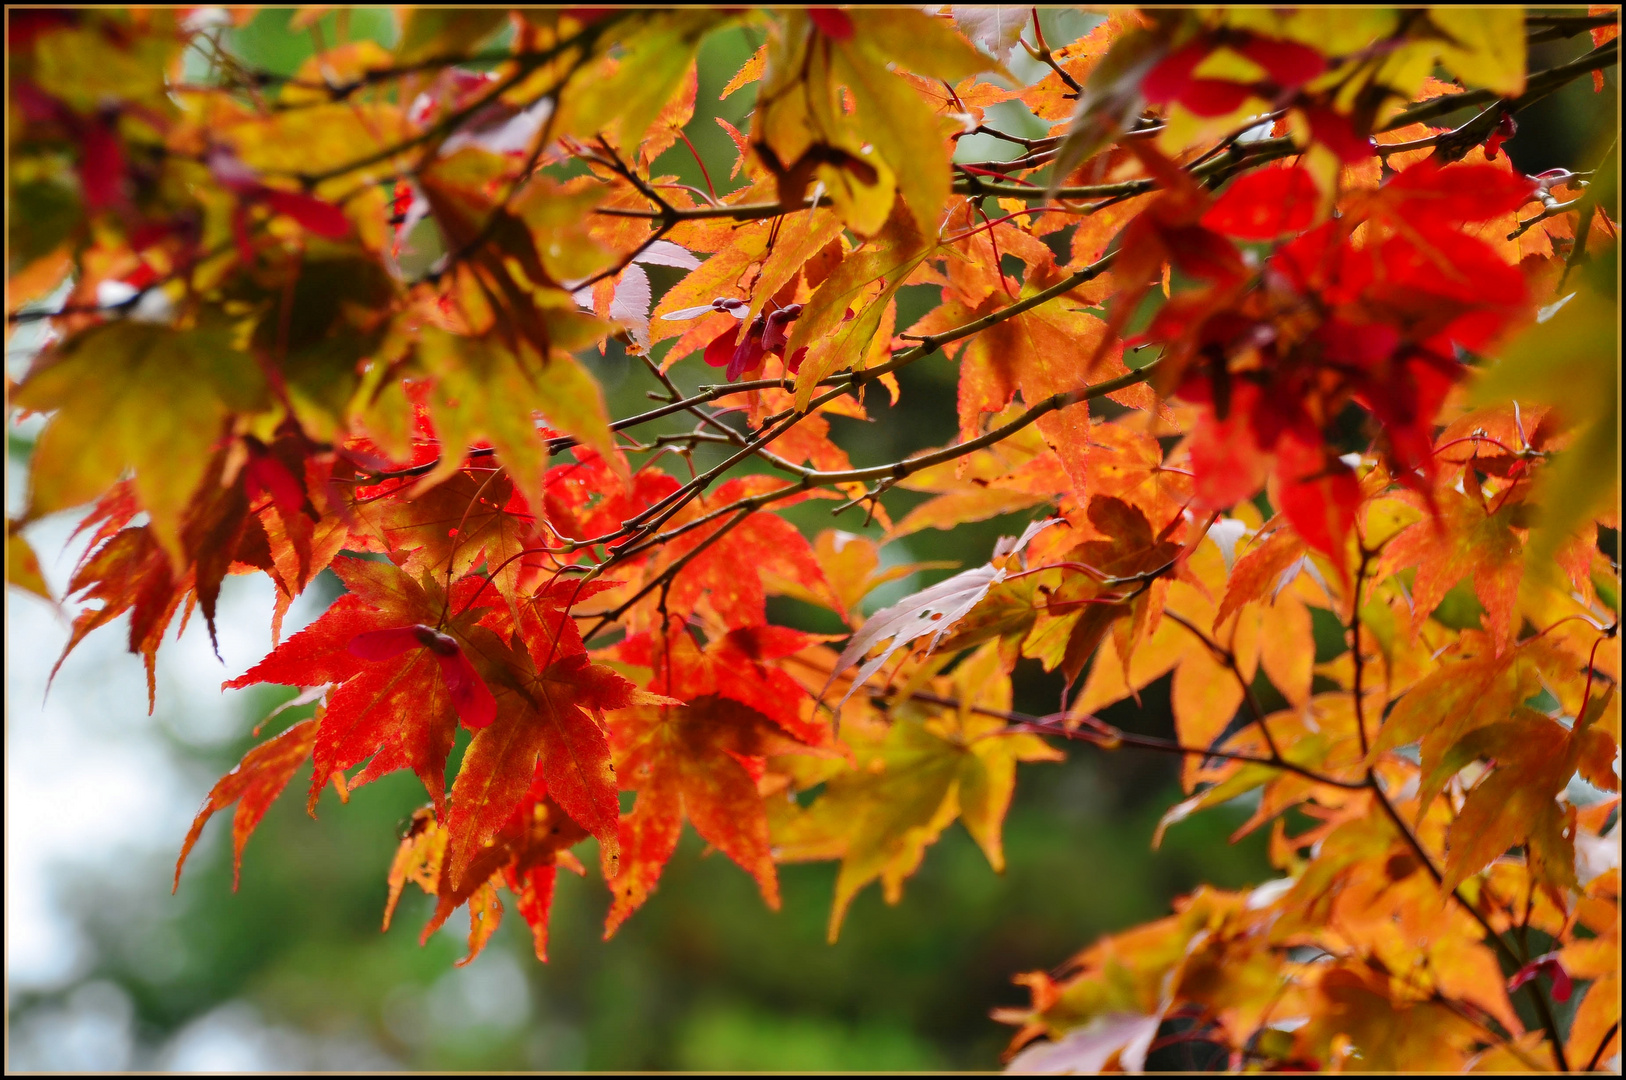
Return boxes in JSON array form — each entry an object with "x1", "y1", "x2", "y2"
[{"x1": 776, "y1": 644, "x2": 1059, "y2": 941}]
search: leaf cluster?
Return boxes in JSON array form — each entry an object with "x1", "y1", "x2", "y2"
[{"x1": 6, "y1": 6, "x2": 1620, "y2": 1071}]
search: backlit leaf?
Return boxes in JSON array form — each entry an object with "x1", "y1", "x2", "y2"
[
  {"x1": 15, "y1": 322, "x2": 266, "y2": 566},
  {"x1": 175, "y1": 717, "x2": 320, "y2": 892}
]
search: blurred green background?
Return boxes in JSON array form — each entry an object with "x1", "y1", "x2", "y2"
[{"x1": 7, "y1": 7, "x2": 1615, "y2": 1071}]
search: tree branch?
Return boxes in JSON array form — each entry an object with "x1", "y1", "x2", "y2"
[
  {"x1": 353, "y1": 249, "x2": 1121, "y2": 486},
  {"x1": 1385, "y1": 38, "x2": 1618, "y2": 132},
  {"x1": 1163, "y1": 610, "x2": 1283, "y2": 760},
  {"x1": 1350, "y1": 547, "x2": 1374, "y2": 759},
  {"x1": 1365, "y1": 760, "x2": 1571, "y2": 1070},
  {"x1": 830, "y1": 684, "x2": 1372, "y2": 791}
]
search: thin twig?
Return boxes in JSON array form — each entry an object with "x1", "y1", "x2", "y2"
[
  {"x1": 1349, "y1": 546, "x2": 1374, "y2": 759},
  {"x1": 1365, "y1": 778, "x2": 1571, "y2": 1071},
  {"x1": 1585, "y1": 1022, "x2": 1621, "y2": 1072},
  {"x1": 1163, "y1": 610, "x2": 1283, "y2": 760}
]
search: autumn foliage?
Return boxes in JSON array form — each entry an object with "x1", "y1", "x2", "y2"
[{"x1": 6, "y1": 6, "x2": 1622, "y2": 1072}]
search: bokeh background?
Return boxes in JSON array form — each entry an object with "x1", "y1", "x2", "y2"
[{"x1": 7, "y1": 8, "x2": 1615, "y2": 1070}]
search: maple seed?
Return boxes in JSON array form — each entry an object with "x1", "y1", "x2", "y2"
[{"x1": 1508, "y1": 954, "x2": 1574, "y2": 1003}]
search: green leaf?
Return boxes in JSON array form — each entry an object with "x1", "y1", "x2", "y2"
[
  {"x1": 1471, "y1": 288, "x2": 1618, "y2": 576},
  {"x1": 416, "y1": 326, "x2": 619, "y2": 503},
  {"x1": 14, "y1": 322, "x2": 267, "y2": 565},
  {"x1": 1429, "y1": 8, "x2": 1526, "y2": 97},
  {"x1": 396, "y1": 8, "x2": 509, "y2": 64},
  {"x1": 557, "y1": 11, "x2": 725, "y2": 152}
]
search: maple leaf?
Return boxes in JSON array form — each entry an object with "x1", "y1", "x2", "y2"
[
  {"x1": 752, "y1": 8, "x2": 995, "y2": 236},
  {"x1": 637, "y1": 63, "x2": 698, "y2": 168},
  {"x1": 6, "y1": 526, "x2": 51, "y2": 599},
  {"x1": 174, "y1": 717, "x2": 320, "y2": 892},
  {"x1": 480, "y1": 572, "x2": 621, "y2": 672},
  {"x1": 1071, "y1": 535, "x2": 1262, "y2": 790},
  {"x1": 1380, "y1": 485, "x2": 1526, "y2": 654},
  {"x1": 1093, "y1": 142, "x2": 1245, "y2": 365},
  {"x1": 384, "y1": 775, "x2": 593, "y2": 965},
  {"x1": 1374, "y1": 631, "x2": 1575, "y2": 808},
  {"x1": 605, "y1": 693, "x2": 835, "y2": 937},
  {"x1": 784, "y1": 211, "x2": 936, "y2": 408},
  {"x1": 1563, "y1": 884, "x2": 1622, "y2": 1066},
  {"x1": 1230, "y1": 589, "x2": 1318, "y2": 711},
  {"x1": 1271, "y1": 440, "x2": 1363, "y2": 578},
  {"x1": 777, "y1": 646, "x2": 1060, "y2": 941},
  {"x1": 1040, "y1": 16, "x2": 1166, "y2": 190},
  {"x1": 245, "y1": 487, "x2": 351, "y2": 646},
  {"x1": 1469, "y1": 288, "x2": 1619, "y2": 575},
  {"x1": 1439, "y1": 704, "x2": 1589, "y2": 894},
  {"x1": 347, "y1": 468, "x2": 539, "y2": 606},
  {"x1": 1201, "y1": 165, "x2": 1320, "y2": 240},
  {"x1": 14, "y1": 321, "x2": 268, "y2": 568},
  {"x1": 653, "y1": 476, "x2": 841, "y2": 631},
  {"x1": 619, "y1": 620, "x2": 835, "y2": 746},
  {"x1": 888, "y1": 429, "x2": 1071, "y2": 541},
  {"x1": 225, "y1": 558, "x2": 499, "y2": 815},
  {"x1": 416, "y1": 153, "x2": 622, "y2": 385},
  {"x1": 348, "y1": 623, "x2": 498, "y2": 730},
  {"x1": 414, "y1": 328, "x2": 618, "y2": 504},
  {"x1": 823, "y1": 519, "x2": 1058, "y2": 711},
  {"x1": 995, "y1": 887, "x2": 1275, "y2": 1069},
  {"x1": 554, "y1": 11, "x2": 725, "y2": 156},
  {"x1": 34, "y1": 420, "x2": 320, "y2": 692},
  {"x1": 446, "y1": 635, "x2": 673, "y2": 890},
  {"x1": 52, "y1": 525, "x2": 188, "y2": 712},
  {"x1": 905, "y1": 284, "x2": 1122, "y2": 499},
  {"x1": 929, "y1": 496, "x2": 1182, "y2": 682},
  {"x1": 1143, "y1": 28, "x2": 1326, "y2": 121},
  {"x1": 946, "y1": 7, "x2": 1027, "y2": 62},
  {"x1": 1005, "y1": 1014, "x2": 1163, "y2": 1075},
  {"x1": 1214, "y1": 525, "x2": 1307, "y2": 628},
  {"x1": 541, "y1": 453, "x2": 678, "y2": 545},
  {"x1": 930, "y1": 567, "x2": 1074, "y2": 676},
  {"x1": 602, "y1": 620, "x2": 841, "y2": 934},
  {"x1": 735, "y1": 207, "x2": 848, "y2": 333},
  {"x1": 1590, "y1": 7, "x2": 1621, "y2": 92},
  {"x1": 764, "y1": 529, "x2": 955, "y2": 624}
]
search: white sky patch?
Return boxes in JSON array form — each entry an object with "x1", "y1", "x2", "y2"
[{"x1": 6, "y1": 511, "x2": 330, "y2": 997}]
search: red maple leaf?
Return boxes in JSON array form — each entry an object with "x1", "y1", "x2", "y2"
[
  {"x1": 601, "y1": 620, "x2": 838, "y2": 933},
  {"x1": 384, "y1": 773, "x2": 592, "y2": 964},
  {"x1": 542, "y1": 453, "x2": 678, "y2": 547},
  {"x1": 444, "y1": 634, "x2": 673, "y2": 891},
  {"x1": 654, "y1": 476, "x2": 840, "y2": 629},
  {"x1": 174, "y1": 717, "x2": 321, "y2": 891},
  {"x1": 606, "y1": 693, "x2": 837, "y2": 937},
  {"x1": 225, "y1": 558, "x2": 501, "y2": 814},
  {"x1": 618, "y1": 617, "x2": 836, "y2": 746},
  {"x1": 1201, "y1": 165, "x2": 1320, "y2": 240}
]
